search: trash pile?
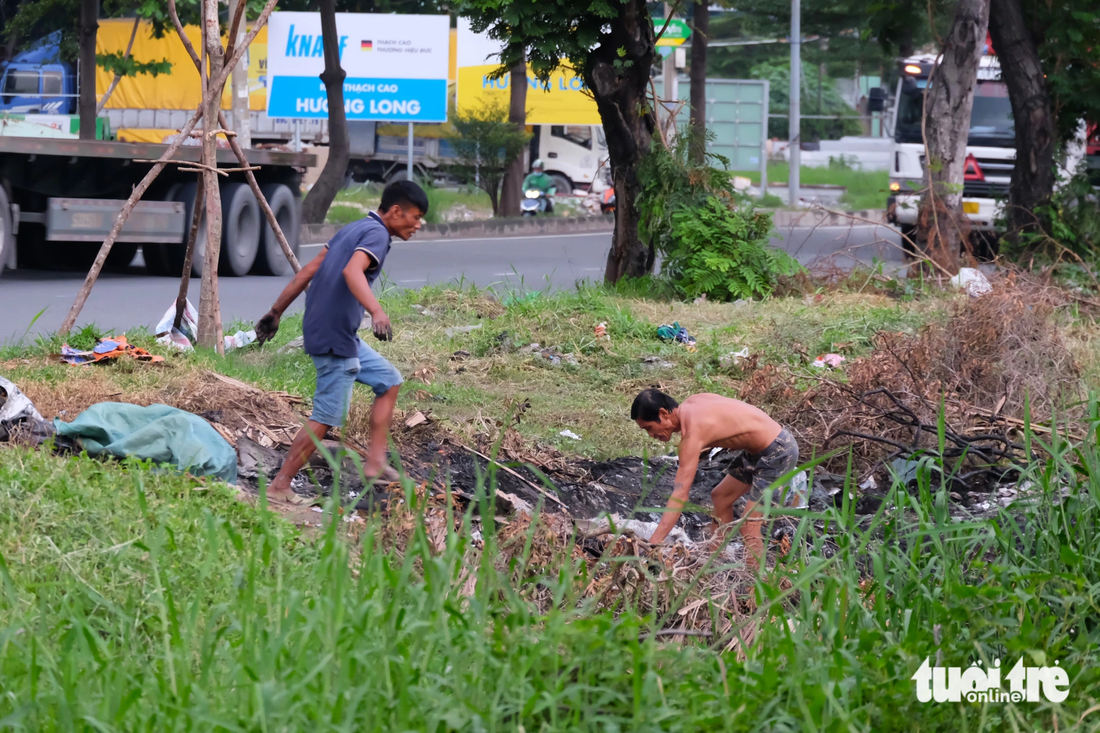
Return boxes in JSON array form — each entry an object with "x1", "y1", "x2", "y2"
[
  {"x1": 155, "y1": 299, "x2": 257, "y2": 352},
  {"x1": 657, "y1": 321, "x2": 697, "y2": 351},
  {"x1": 60, "y1": 335, "x2": 164, "y2": 366}
]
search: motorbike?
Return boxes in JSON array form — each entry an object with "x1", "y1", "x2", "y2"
[{"x1": 521, "y1": 189, "x2": 553, "y2": 216}]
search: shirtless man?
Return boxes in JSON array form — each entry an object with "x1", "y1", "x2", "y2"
[{"x1": 631, "y1": 388, "x2": 800, "y2": 571}]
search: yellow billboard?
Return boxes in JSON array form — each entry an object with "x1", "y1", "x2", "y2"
[{"x1": 455, "y1": 19, "x2": 599, "y2": 124}]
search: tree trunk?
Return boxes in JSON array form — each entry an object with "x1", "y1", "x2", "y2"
[
  {"x1": 586, "y1": 0, "x2": 656, "y2": 283},
  {"x1": 197, "y1": 0, "x2": 225, "y2": 352},
  {"x1": 988, "y1": 0, "x2": 1054, "y2": 247},
  {"x1": 499, "y1": 58, "x2": 528, "y2": 218},
  {"x1": 301, "y1": 0, "x2": 349, "y2": 224},
  {"x1": 79, "y1": 0, "x2": 98, "y2": 139},
  {"x1": 688, "y1": 0, "x2": 708, "y2": 164},
  {"x1": 916, "y1": 0, "x2": 990, "y2": 274}
]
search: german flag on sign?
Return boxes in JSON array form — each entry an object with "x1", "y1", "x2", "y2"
[{"x1": 360, "y1": 40, "x2": 373, "y2": 51}]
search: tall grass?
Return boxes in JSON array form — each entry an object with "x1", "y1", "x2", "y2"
[{"x1": 0, "y1": 402, "x2": 1098, "y2": 729}]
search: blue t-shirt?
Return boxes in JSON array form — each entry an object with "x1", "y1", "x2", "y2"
[{"x1": 303, "y1": 211, "x2": 391, "y2": 358}]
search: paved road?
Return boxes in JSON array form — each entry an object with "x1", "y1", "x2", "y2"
[{"x1": 0, "y1": 224, "x2": 902, "y2": 342}]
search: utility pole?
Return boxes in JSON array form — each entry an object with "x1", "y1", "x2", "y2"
[
  {"x1": 788, "y1": 0, "x2": 800, "y2": 206},
  {"x1": 662, "y1": 3, "x2": 678, "y2": 134},
  {"x1": 229, "y1": 0, "x2": 251, "y2": 149}
]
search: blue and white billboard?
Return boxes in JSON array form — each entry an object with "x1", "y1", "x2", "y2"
[{"x1": 266, "y1": 12, "x2": 449, "y2": 122}]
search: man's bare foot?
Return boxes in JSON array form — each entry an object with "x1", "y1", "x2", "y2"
[{"x1": 365, "y1": 464, "x2": 400, "y2": 484}]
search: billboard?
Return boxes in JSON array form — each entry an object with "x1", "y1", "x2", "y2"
[
  {"x1": 266, "y1": 12, "x2": 449, "y2": 122},
  {"x1": 456, "y1": 19, "x2": 600, "y2": 125}
]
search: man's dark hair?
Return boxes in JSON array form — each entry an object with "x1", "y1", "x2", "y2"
[
  {"x1": 380, "y1": 180, "x2": 429, "y2": 215},
  {"x1": 631, "y1": 388, "x2": 679, "y2": 422}
]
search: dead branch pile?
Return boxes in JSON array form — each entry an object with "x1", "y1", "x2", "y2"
[{"x1": 743, "y1": 273, "x2": 1085, "y2": 474}]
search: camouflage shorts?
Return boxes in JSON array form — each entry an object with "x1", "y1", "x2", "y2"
[{"x1": 725, "y1": 428, "x2": 800, "y2": 503}]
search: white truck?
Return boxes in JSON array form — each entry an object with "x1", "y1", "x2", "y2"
[{"x1": 885, "y1": 54, "x2": 1015, "y2": 247}]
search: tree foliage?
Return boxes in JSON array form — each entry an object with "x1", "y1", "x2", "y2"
[
  {"x1": 445, "y1": 101, "x2": 530, "y2": 216},
  {"x1": 638, "y1": 133, "x2": 798, "y2": 301}
]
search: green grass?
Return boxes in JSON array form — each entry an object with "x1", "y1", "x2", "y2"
[
  {"x1": 1, "y1": 405, "x2": 1098, "y2": 729},
  {"x1": 0, "y1": 284, "x2": 975, "y2": 460},
  {"x1": 332, "y1": 184, "x2": 493, "y2": 225},
  {"x1": 735, "y1": 162, "x2": 891, "y2": 211}
]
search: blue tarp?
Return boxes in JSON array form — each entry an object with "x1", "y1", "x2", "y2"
[{"x1": 54, "y1": 403, "x2": 237, "y2": 483}]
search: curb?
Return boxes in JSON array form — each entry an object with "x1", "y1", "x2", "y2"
[
  {"x1": 769, "y1": 209, "x2": 887, "y2": 227},
  {"x1": 302, "y1": 215, "x2": 616, "y2": 244}
]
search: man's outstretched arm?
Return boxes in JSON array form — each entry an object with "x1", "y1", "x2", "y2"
[
  {"x1": 648, "y1": 443, "x2": 700, "y2": 545},
  {"x1": 255, "y1": 248, "x2": 326, "y2": 343}
]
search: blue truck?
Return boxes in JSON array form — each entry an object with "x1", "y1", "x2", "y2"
[{"x1": 0, "y1": 36, "x2": 313, "y2": 279}]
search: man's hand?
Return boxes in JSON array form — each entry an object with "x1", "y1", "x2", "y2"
[
  {"x1": 370, "y1": 309, "x2": 392, "y2": 341},
  {"x1": 256, "y1": 310, "x2": 280, "y2": 344}
]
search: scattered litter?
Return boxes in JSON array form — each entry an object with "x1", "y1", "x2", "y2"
[
  {"x1": 154, "y1": 299, "x2": 198, "y2": 351},
  {"x1": 950, "y1": 267, "x2": 992, "y2": 297},
  {"x1": 642, "y1": 356, "x2": 675, "y2": 369},
  {"x1": 732, "y1": 176, "x2": 752, "y2": 191},
  {"x1": 784, "y1": 471, "x2": 809, "y2": 509},
  {"x1": 858, "y1": 475, "x2": 878, "y2": 491},
  {"x1": 811, "y1": 353, "x2": 846, "y2": 369},
  {"x1": 708, "y1": 447, "x2": 722, "y2": 460},
  {"x1": 224, "y1": 330, "x2": 257, "y2": 351},
  {"x1": 657, "y1": 322, "x2": 696, "y2": 351},
  {"x1": 445, "y1": 324, "x2": 483, "y2": 337},
  {"x1": 576, "y1": 514, "x2": 691, "y2": 545},
  {"x1": 236, "y1": 435, "x2": 282, "y2": 480},
  {"x1": 594, "y1": 322, "x2": 608, "y2": 339},
  {"x1": 451, "y1": 350, "x2": 470, "y2": 360},
  {"x1": 652, "y1": 454, "x2": 678, "y2": 463},
  {"x1": 538, "y1": 347, "x2": 578, "y2": 366},
  {"x1": 522, "y1": 342, "x2": 542, "y2": 353},
  {"x1": 0, "y1": 376, "x2": 54, "y2": 444},
  {"x1": 61, "y1": 335, "x2": 165, "y2": 366},
  {"x1": 692, "y1": 294, "x2": 707, "y2": 305},
  {"x1": 278, "y1": 335, "x2": 305, "y2": 353},
  {"x1": 311, "y1": 506, "x2": 323, "y2": 513},
  {"x1": 719, "y1": 348, "x2": 751, "y2": 368},
  {"x1": 559, "y1": 429, "x2": 582, "y2": 441},
  {"x1": 404, "y1": 411, "x2": 428, "y2": 429}
]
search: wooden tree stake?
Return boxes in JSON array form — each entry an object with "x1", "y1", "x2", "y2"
[{"x1": 59, "y1": 0, "x2": 281, "y2": 337}]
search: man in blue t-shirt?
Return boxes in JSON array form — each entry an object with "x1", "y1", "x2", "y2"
[{"x1": 253, "y1": 180, "x2": 428, "y2": 505}]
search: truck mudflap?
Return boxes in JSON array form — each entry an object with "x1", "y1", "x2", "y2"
[{"x1": 39, "y1": 198, "x2": 186, "y2": 243}]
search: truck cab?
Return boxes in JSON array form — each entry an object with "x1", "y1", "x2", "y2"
[
  {"x1": 0, "y1": 39, "x2": 75, "y2": 115},
  {"x1": 887, "y1": 54, "x2": 1014, "y2": 239},
  {"x1": 530, "y1": 124, "x2": 608, "y2": 194}
]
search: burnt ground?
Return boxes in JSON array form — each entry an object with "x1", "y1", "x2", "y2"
[{"x1": 235, "y1": 420, "x2": 1020, "y2": 541}]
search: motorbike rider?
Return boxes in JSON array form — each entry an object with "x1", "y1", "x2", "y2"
[{"x1": 522, "y1": 159, "x2": 557, "y2": 212}]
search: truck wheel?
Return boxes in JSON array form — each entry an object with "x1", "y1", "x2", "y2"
[
  {"x1": 0, "y1": 186, "x2": 11, "y2": 278},
  {"x1": 254, "y1": 183, "x2": 300, "y2": 276},
  {"x1": 549, "y1": 173, "x2": 572, "y2": 196},
  {"x1": 167, "y1": 182, "x2": 208, "y2": 278},
  {"x1": 219, "y1": 182, "x2": 261, "y2": 277},
  {"x1": 144, "y1": 184, "x2": 183, "y2": 276}
]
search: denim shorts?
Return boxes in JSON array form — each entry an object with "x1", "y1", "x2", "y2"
[{"x1": 309, "y1": 338, "x2": 403, "y2": 427}]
